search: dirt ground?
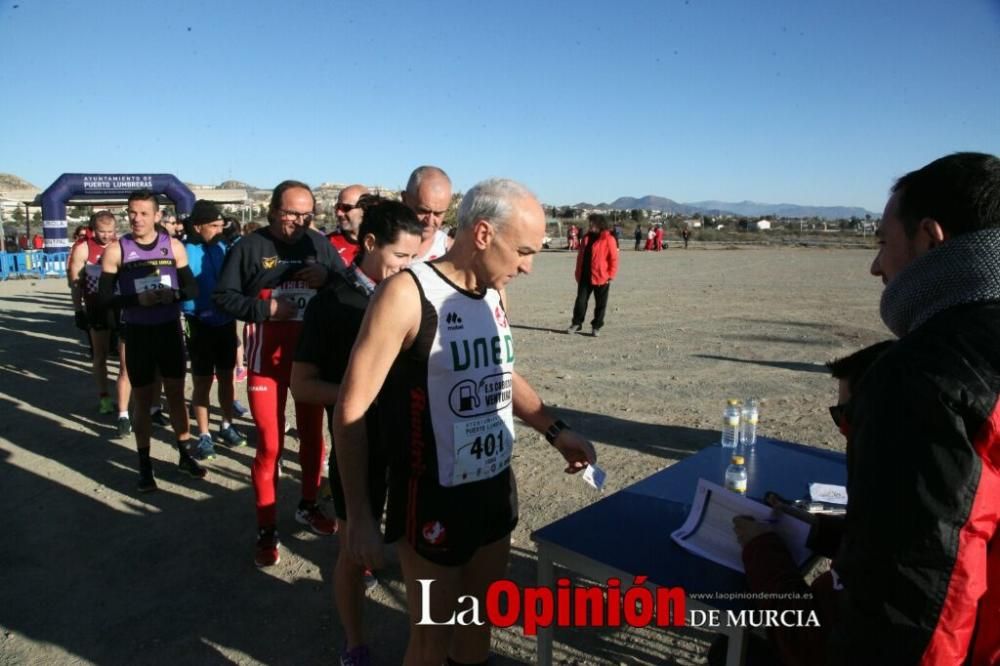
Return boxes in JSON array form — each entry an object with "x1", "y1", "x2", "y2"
[{"x1": 0, "y1": 245, "x2": 888, "y2": 665}]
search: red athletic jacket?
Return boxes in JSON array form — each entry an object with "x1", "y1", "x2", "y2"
[{"x1": 574, "y1": 230, "x2": 619, "y2": 286}]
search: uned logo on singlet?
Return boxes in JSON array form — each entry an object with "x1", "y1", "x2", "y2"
[{"x1": 450, "y1": 335, "x2": 514, "y2": 371}]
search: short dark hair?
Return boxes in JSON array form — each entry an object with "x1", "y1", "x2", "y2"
[
  {"x1": 268, "y1": 180, "x2": 314, "y2": 222},
  {"x1": 588, "y1": 213, "x2": 610, "y2": 231},
  {"x1": 893, "y1": 152, "x2": 1000, "y2": 238},
  {"x1": 127, "y1": 189, "x2": 159, "y2": 210},
  {"x1": 89, "y1": 210, "x2": 116, "y2": 229},
  {"x1": 826, "y1": 340, "x2": 894, "y2": 396},
  {"x1": 356, "y1": 196, "x2": 422, "y2": 260}
]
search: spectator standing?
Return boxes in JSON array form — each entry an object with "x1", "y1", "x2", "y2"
[{"x1": 566, "y1": 214, "x2": 619, "y2": 337}]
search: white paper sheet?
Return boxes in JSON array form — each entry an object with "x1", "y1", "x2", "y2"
[
  {"x1": 670, "y1": 479, "x2": 813, "y2": 573},
  {"x1": 809, "y1": 482, "x2": 848, "y2": 505},
  {"x1": 582, "y1": 464, "x2": 606, "y2": 492}
]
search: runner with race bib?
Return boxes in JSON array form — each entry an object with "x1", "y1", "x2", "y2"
[
  {"x1": 332, "y1": 178, "x2": 597, "y2": 664},
  {"x1": 213, "y1": 179, "x2": 345, "y2": 567}
]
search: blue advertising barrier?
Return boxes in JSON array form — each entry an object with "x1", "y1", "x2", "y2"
[{"x1": 0, "y1": 251, "x2": 70, "y2": 280}]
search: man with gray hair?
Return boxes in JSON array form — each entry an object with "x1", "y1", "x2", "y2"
[
  {"x1": 333, "y1": 178, "x2": 597, "y2": 665},
  {"x1": 402, "y1": 165, "x2": 454, "y2": 261}
]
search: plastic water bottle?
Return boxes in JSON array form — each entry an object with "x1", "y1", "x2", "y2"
[
  {"x1": 721, "y1": 399, "x2": 741, "y2": 449},
  {"x1": 725, "y1": 455, "x2": 748, "y2": 494},
  {"x1": 740, "y1": 398, "x2": 759, "y2": 450}
]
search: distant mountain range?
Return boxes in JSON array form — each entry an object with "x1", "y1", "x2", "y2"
[
  {"x1": 573, "y1": 195, "x2": 873, "y2": 220},
  {"x1": 1, "y1": 172, "x2": 872, "y2": 220}
]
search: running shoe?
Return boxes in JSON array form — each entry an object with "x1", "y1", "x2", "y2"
[
  {"x1": 591, "y1": 328, "x2": 601, "y2": 338},
  {"x1": 232, "y1": 399, "x2": 249, "y2": 418},
  {"x1": 255, "y1": 527, "x2": 280, "y2": 568},
  {"x1": 235, "y1": 367, "x2": 248, "y2": 383},
  {"x1": 363, "y1": 568, "x2": 378, "y2": 591},
  {"x1": 190, "y1": 434, "x2": 216, "y2": 460},
  {"x1": 340, "y1": 645, "x2": 370, "y2": 666},
  {"x1": 217, "y1": 425, "x2": 247, "y2": 448},
  {"x1": 566, "y1": 324, "x2": 581, "y2": 335},
  {"x1": 137, "y1": 469, "x2": 157, "y2": 493},
  {"x1": 295, "y1": 502, "x2": 337, "y2": 535},
  {"x1": 178, "y1": 453, "x2": 208, "y2": 479},
  {"x1": 117, "y1": 416, "x2": 132, "y2": 438},
  {"x1": 98, "y1": 396, "x2": 114, "y2": 415},
  {"x1": 150, "y1": 408, "x2": 170, "y2": 427}
]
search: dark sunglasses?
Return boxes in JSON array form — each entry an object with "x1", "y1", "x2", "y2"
[
  {"x1": 335, "y1": 203, "x2": 357, "y2": 213},
  {"x1": 828, "y1": 404, "x2": 847, "y2": 428}
]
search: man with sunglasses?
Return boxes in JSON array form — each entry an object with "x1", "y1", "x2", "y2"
[
  {"x1": 328, "y1": 184, "x2": 369, "y2": 265},
  {"x1": 401, "y1": 165, "x2": 454, "y2": 261},
  {"x1": 215, "y1": 179, "x2": 345, "y2": 567}
]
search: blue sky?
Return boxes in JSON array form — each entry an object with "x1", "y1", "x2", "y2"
[{"x1": 1, "y1": 0, "x2": 998, "y2": 213}]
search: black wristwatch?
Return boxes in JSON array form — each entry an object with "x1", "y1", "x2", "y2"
[{"x1": 544, "y1": 419, "x2": 570, "y2": 445}]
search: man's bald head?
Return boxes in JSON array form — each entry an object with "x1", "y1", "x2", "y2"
[
  {"x1": 402, "y1": 165, "x2": 452, "y2": 240},
  {"x1": 336, "y1": 184, "x2": 370, "y2": 237}
]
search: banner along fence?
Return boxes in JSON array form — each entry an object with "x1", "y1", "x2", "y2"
[{"x1": 0, "y1": 251, "x2": 69, "y2": 280}]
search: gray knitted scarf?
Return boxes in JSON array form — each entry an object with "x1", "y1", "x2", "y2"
[{"x1": 881, "y1": 227, "x2": 1000, "y2": 337}]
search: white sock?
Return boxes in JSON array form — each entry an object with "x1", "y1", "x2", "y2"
[
  {"x1": 118, "y1": 411, "x2": 129, "y2": 419},
  {"x1": 222, "y1": 421, "x2": 232, "y2": 430}
]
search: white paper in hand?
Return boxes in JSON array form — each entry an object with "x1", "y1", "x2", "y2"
[{"x1": 582, "y1": 464, "x2": 606, "y2": 492}]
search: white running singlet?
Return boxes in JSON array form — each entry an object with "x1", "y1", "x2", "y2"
[{"x1": 409, "y1": 262, "x2": 515, "y2": 487}]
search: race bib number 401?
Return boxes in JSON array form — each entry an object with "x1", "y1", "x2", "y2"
[{"x1": 451, "y1": 413, "x2": 513, "y2": 486}]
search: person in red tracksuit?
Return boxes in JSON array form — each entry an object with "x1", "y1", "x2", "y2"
[
  {"x1": 653, "y1": 224, "x2": 664, "y2": 251},
  {"x1": 566, "y1": 213, "x2": 619, "y2": 337},
  {"x1": 214, "y1": 179, "x2": 345, "y2": 567}
]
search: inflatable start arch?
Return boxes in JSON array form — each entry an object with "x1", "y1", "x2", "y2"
[{"x1": 40, "y1": 173, "x2": 195, "y2": 252}]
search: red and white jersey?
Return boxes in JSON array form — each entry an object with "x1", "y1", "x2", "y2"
[{"x1": 83, "y1": 237, "x2": 110, "y2": 296}]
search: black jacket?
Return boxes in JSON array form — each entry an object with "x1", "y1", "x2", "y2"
[
  {"x1": 213, "y1": 227, "x2": 344, "y2": 323},
  {"x1": 833, "y1": 302, "x2": 1000, "y2": 665}
]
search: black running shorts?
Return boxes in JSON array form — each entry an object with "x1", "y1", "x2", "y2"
[
  {"x1": 385, "y1": 467, "x2": 518, "y2": 567},
  {"x1": 123, "y1": 319, "x2": 186, "y2": 387},
  {"x1": 84, "y1": 298, "x2": 115, "y2": 332},
  {"x1": 185, "y1": 318, "x2": 238, "y2": 377}
]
